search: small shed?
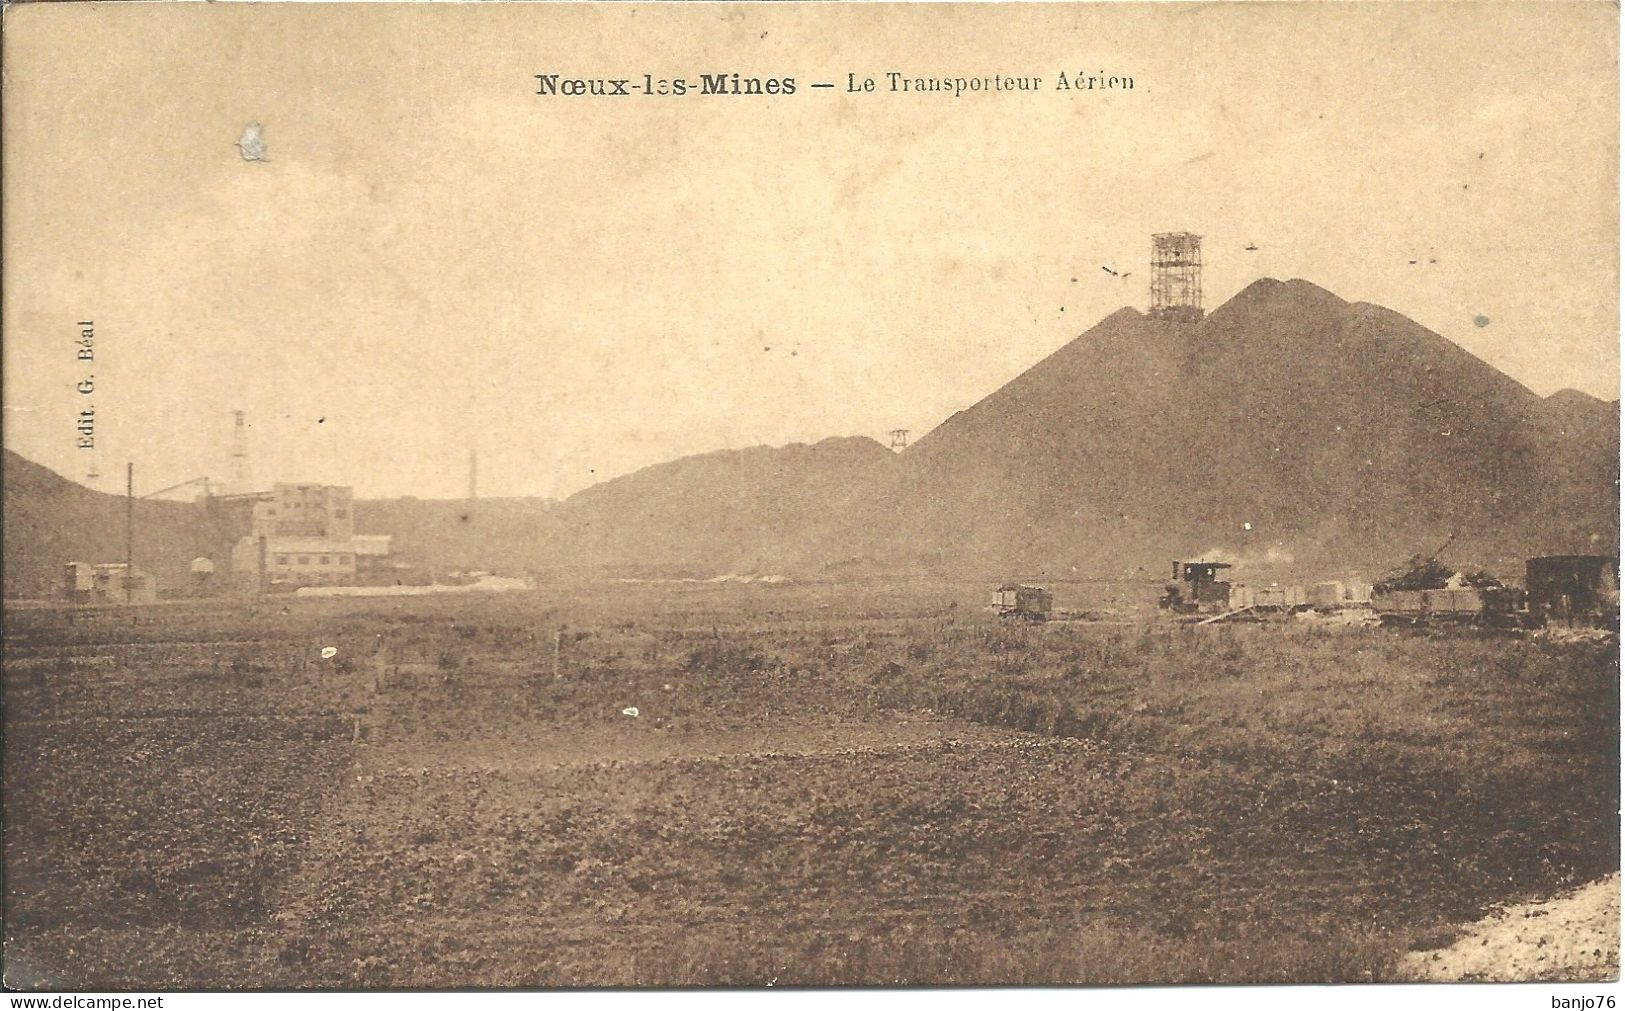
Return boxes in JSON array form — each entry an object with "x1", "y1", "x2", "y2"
[
  {"x1": 88, "y1": 563, "x2": 158, "y2": 605},
  {"x1": 64, "y1": 562, "x2": 95, "y2": 602},
  {"x1": 990, "y1": 583, "x2": 1053, "y2": 621}
]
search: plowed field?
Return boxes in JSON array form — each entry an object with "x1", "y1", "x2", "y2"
[{"x1": 4, "y1": 581, "x2": 1616, "y2": 986}]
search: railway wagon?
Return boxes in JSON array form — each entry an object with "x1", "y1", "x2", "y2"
[
  {"x1": 1231, "y1": 584, "x2": 1307, "y2": 610},
  {"x1": 1371, "y1": 586, "x2": 1524, "y2": 625},
  {"x1": 1526, "y1": 555, "x2": 1620, "y2": 629}
]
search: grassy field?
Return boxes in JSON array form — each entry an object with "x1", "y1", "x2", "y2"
[{"x1": 3, "y1": 579, "x2": 1617, "y2": 987}]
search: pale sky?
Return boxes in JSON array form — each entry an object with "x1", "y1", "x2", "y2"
[{"x1": 4, "y1": 2, "x2": 1618, "y2": 500}]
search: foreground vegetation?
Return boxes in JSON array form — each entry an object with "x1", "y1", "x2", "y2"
[{"x1": 4, "y1": 580, "x2": 1617, "y2": 986}]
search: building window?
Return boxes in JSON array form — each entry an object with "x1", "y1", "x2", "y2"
[
  {"x1": 320, "y1": 555, "x2": 330, "y2": 565},
  {"x1": 339, "y1": 554, "x2": 351, "y2": 565},
  {"x1": 335, "y1": 509, "x2": 348, "y2": 519},
  {"x1": 298, "y1": 556, "x2": 310, "y2": 565},
  {"x1": 275, "y1": 555, "x2": 288, "y2": 565}
]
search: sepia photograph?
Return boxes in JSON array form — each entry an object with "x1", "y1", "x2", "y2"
[{"x1": 2, "y1": 0, "x2": 1620, "y2": 994}]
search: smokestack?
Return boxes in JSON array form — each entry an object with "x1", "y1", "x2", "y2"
[{"x1": 229, "y1": 410, "x2": 250, "y2": 495}]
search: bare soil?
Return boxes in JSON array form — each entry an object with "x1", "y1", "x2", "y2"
[
  {"x1": 3, "y1": 580, "x2": 1617, "y2": 987},
  {"x1": 1401, "y1": 874, "x2": 1619, "y2": 982}
]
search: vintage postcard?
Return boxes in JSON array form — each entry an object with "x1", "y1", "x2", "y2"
[{"x1": 2, "y1": 0, "x2": 1619, "y2": 993}]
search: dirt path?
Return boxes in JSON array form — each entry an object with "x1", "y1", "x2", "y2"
[
  {"x1": 1400, "y1": 874, "x2": 1619, "y2": 981},
  {"x1": 358, "y1": 715, "x2": 1051, "y2": 776}
]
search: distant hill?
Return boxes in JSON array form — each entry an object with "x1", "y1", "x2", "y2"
[
  {"x1": 1, "y1": 452, "x2": 242, "y2": 597},
  {"x1": 500, "y1": 278, "x2": 1614, "y2": 582},
  {"x1": 5, "y1": 278, "x2": 1617, "y2": 591},
  {"x1": 534, "y1": 436, "x2": 896, "y2": 577},
  {"x1": 821, "y1": 279, "x2": 1618, "y2": 580},
  {"x1": 2, "y1": 437, "x2": 896, "y2": 594}
]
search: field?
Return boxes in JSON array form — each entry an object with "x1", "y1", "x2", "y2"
[{"x1": 3, "y1": 579, "x2": 1618, "y2": 987}]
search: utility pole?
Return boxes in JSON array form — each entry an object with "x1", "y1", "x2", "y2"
[{"x1": 125, "y1": 462, "x2": 134, "y2": 603}]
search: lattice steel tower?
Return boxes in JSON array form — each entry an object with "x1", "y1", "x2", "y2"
[{"x1": 1149, "y1": 232, "x2": 1204, "y2": 323}]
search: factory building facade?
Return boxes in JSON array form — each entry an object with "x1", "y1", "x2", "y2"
[
  {"x1": 229, "y1": 483, "x2": 391, "y2": 590},
  {"x1": 260, "y1": 539, "x2": 359, "y2": 583},
  {"x1": 253, "y1": 483, "x2": 355, "y2": 541}
]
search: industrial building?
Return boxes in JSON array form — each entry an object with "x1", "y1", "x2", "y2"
[
  {"x1": 252, "y1": 483, "x2": 355, "y2": 541},
  {"x1": 78, "y1": 414, "x2": 406, "y2": 599},
  {"x1": 227, "y1": 482, "x2": 392, "y2": 590},
  {"x1": 257, "y1": 539, "x2": 358, "y2": 584}
]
